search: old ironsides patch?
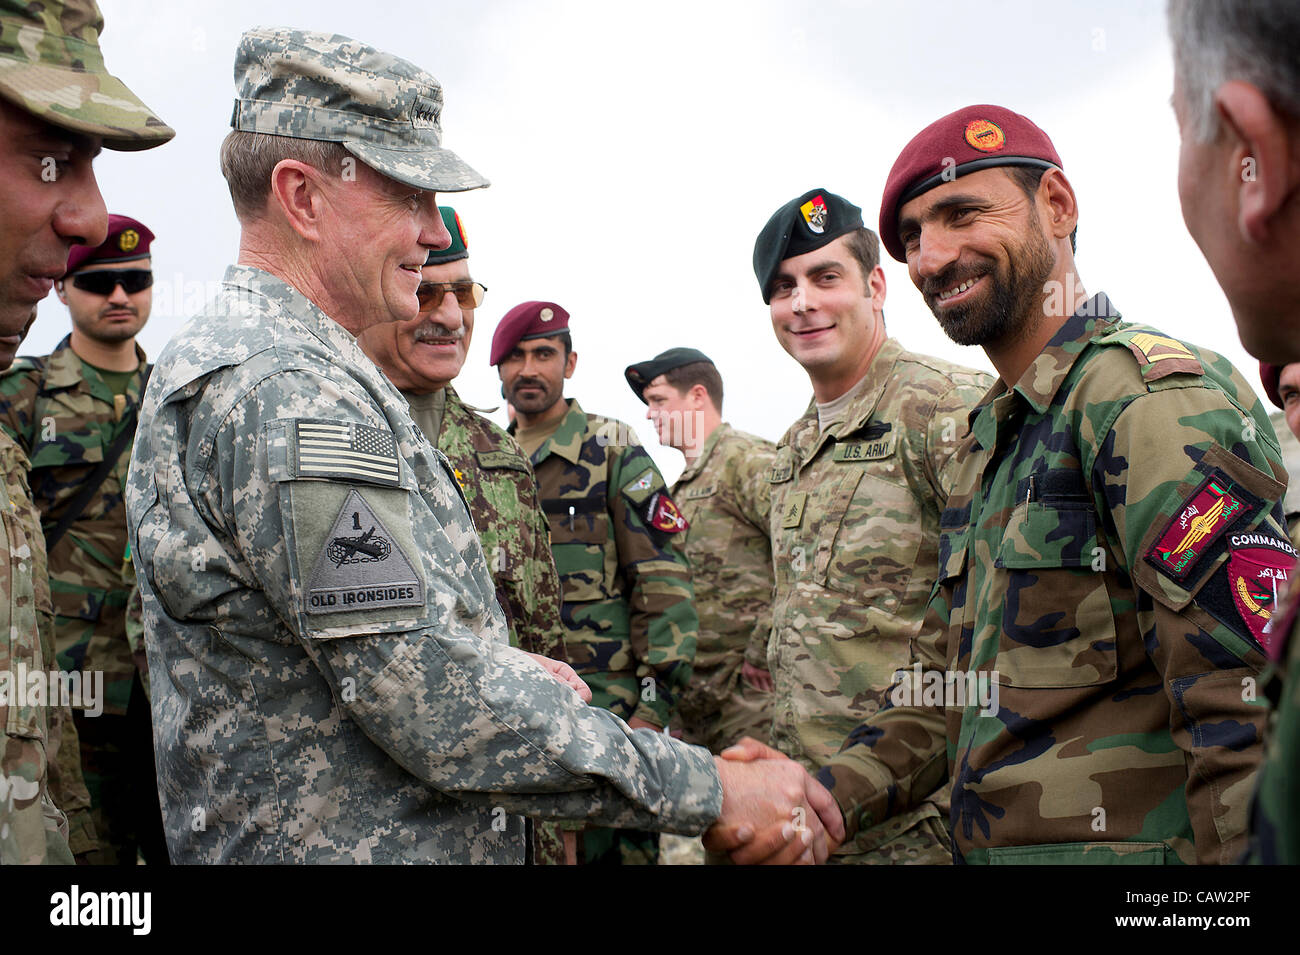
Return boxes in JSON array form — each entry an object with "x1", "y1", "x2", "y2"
[{"x1": 306, "y1": 488, "x2": 423, "y2": 614}]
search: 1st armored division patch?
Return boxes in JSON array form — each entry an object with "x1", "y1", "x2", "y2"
[{"x1": 306, "y1": 488, "x2": 423, "y2": 614}]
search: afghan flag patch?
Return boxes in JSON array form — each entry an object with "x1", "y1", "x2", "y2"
[
  {"x1": 1146, "y1": 473, "x2": 1247, "y2": 582},
  {"x1": 1226, "y1": 532, "x2": 1296, "y2": 654}
]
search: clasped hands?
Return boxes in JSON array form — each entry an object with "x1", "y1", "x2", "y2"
[{"x1": 704, "y1": 737, "x2": 845, "y2": 864}]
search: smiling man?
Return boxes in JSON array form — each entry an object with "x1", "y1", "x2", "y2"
[
  {"x1": 0, "y1": 214, "x2": 165, "y2": 866},
  {"x1": 746, "y1": 189, "x2": 990, "y2": 864},
  {"x1": 0, "y1": 0, "x2": 172, "y2": 865},
  {"x1": 805, "y1": 104, "x2": 1289, "y2": 865}
]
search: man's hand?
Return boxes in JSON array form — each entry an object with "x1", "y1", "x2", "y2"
[
  {"x1": 703, "y1": 737, "x2": 845, "y2": 864},
  {"x1": 522, "y1": 652, "x2": 592, "y2": 703},
  {"x1": 626, "y1": 716, "x2": 662, "y2": 732},
  {"x1": 741, "y1": 661, "x2": 774, "y2": 692}
]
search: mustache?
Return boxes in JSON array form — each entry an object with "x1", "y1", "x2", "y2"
[
  {"x1": 510, "y1": 377, "x2": 547, "y2": 393},
  {"x1": 412, "y1": 321, "x2": 464, "y2": 343},
  {"x1": 100, "y1": 305, "x2": 138, "y2": 318}
]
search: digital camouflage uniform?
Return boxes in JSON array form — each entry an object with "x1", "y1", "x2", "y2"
[
  {"x1": 0, "y1": 336, "x2": 161, "y2": 862},
  {"x1": 408, "y1": 383, "x2": 569, "y2": 864},
  {"x1": 671, "y1": 423, "x2": 775, "y2": 753},
  {"x1": 0, "y1": 431, "x2": 76, "y2": 864},
  {"x1": 768, "y1": 336, "x2": 990, "y2": 864},
  {"x1": 818, "y1": 297, "x2": 1283, "y2": 865},
  {"x1": 519, "y1": 399, "x2": 698, "y2": 863},
  {"x1": 126, "y1": 266, "x2": 721, "y2": 863}
]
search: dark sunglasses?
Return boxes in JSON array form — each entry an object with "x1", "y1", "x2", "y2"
[
  {"x1": 68, "y1": 268, "x2": 154, "y2": 295},
  {"x1": 416, "y1": 281, "x2": 486, "y2": 311}
]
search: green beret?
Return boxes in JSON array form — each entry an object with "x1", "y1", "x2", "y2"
[
  {"x1": 427, "y1": 206, "x2": 468, "y2": 265},
  {"x1": 752, "y1": 188, "x2": 863, "y2": 303},
  {"x1": 624, "y1": 347, "x2": 713, "y2": 402}
]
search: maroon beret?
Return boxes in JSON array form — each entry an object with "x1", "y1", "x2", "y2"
[
  {"x1": 878, "y1": 105, "x2": 1063, "y2": 262},
  {"x1": 1260, "y1": 362, "x2": 1285, "y2": 409},
  {"x1": 489, "y1": 301, "x2": 570, "y2": 366},
  {"x1": 64, "y1": 213, "x2": 154, "y2": 276}
]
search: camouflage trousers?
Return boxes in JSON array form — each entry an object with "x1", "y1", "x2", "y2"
[
  {"x1": 674, "y1": 663, "x2": 772, "y2": 755},
  {"x1": 74, "y1": 674, "x2": 169, "y2": 865}
]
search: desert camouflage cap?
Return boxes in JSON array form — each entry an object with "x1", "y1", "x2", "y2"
[
  {"x1": 231, "y1": 26, "x2": 488, "y2": 194},
  {"x1": 0, "y1": 0, "x2": 173, "y2": 150}
]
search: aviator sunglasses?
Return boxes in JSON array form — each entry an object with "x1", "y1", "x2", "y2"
[
  {"x1": 416, "y1": 281, "x2": 487, "y2": 312},
  {"x1": 68, "y1": 268, "x2": 154, "y2": 296}
]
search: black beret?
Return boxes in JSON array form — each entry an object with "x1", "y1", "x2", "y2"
[
  {"x1": 752, "y1": 189, "x2": 863, "y2": 303},
  {"x1": 624, "y1": 347, "x2": 714, "y2": 402}
]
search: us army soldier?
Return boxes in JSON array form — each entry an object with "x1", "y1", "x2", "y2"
[
  {"x1": 127, "y1": 26, "x2": 840, "y2": 864},
  {"x1": 493, "y1": 302, "x2": 700, "y2": 864},
  {"x1": 809, "y1": 103, "x2": 1285, "y2": 864},
  {"x1": 0, "y1": 0, "x2": 172, "y2": 864},
  {"x1": 748, "y1": 189, "x2": 990, "y2": 865},
  {"x1": 624, "y1": 348, "x2": 774, "y2": 753},
  {"x1": 357, "y1": 205, "x2": 572, "y2": 864}
]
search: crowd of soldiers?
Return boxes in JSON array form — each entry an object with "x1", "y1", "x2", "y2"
[{"x1": 1, "y1": 0, "x2": 1296, "y2": 867}]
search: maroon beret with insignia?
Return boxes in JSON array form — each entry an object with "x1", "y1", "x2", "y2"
[
  {"x1": 878, "y1": 104, "x2": 1063, "y2": 262},
  {"x1": 489, "y1": 301, "x2": 570, "y2": 366},
  {"x1": 1260, "y1": 362, "x2": 1284, "y2": 409},
  {"x1": 64, "y1": 213, "x2": 154, "y2": 276}
]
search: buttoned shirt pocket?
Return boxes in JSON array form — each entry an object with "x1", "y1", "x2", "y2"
[
  {"x1": 544, "y1": 497, "x2": 609, "y2": 603},
  {"x1": 993, "y1": 473, "x2": 1118, "y2": 688}
]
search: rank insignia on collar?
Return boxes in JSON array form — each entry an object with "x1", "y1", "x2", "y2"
[{"x1": 800, "y1": 194, "x2": 828, "y2": 234}]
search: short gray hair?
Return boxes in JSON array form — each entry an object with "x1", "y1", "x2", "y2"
[
  {"x1": 219, "y1": 131, "x2": 352, "y2": 219},
  {"x1": 1168, "y1": 0, "x2": 1300, "y2": 142}
]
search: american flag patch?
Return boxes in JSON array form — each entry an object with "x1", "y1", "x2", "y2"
[{"x1": 294, "y1": 420, "x2": 401, "y2": 486}]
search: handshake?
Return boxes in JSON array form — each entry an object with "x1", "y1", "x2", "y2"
[{"x1": 704, "y1": 737, "x2": 846, "y2": 864}]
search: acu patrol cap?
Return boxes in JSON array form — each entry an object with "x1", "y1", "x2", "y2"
[
  {"x1": 753, "y1": 189, "x2": 864, "y2": 303},
  {"x1": 489, "y1": 301, "x2": 570, "y2": 366},
  {"x1": 231, "y1": 27, "x2": 488, "y2": 194},
  {"x1": 64, "y1": 213, "x2": 153, "y2": 276},
  {"x1": 0, "y1": 0, "x2": 173, "y2": 149},
  {"x1": 879, "y1": 104, "x2": 1063, "y2": 262},
  {"x1": 625, "y1": 348, "x2": 714, "y2": 403},
  {"x1": 426, "y1": 206, "x2": 467, "y2": 265}
]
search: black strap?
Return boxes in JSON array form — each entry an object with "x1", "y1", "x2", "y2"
[{"x1": 42, "y1": 366, "x2": 152, "y2": 550}]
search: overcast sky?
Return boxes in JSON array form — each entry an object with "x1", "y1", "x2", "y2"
[{"x1": 30, "y1": 0, "x2": 1254, "y2": 484}]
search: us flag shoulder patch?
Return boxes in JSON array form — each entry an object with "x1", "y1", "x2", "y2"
[{"x1": 293, "y1": 420, "x2": 401, "y2": 486}]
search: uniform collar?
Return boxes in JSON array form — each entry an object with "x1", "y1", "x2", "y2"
[
  {"x1": 677, "y1": 421, "x2": 731, "y2": 483},
  {"x1": 530, "y1": 398, "x2": 589, "y2": 465},
  {"x1": 43, "y1": 333, "x2": 149, "y2": 396},
  {"x1": 223, "y1": 264, "x2": 369, "y2": 368},
  {"x1": 788, "y1": 336, "x2": 905, "y2": 464}
]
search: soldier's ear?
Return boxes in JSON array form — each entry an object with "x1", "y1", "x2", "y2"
[
  {"x1": 564, "y1": 351, "x2": 577, "y2": 379},
  {"x1": 1214, "y1": 80, "x2": 1299, "y2": 245}
]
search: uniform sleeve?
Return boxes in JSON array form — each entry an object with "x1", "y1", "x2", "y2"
[
  {"x1": 0, "y1": 364, "x2": 42, "y2": 457},
  {"x1": 207, "y1": 373, "x2": 720, "y2": 832},
  {"x1": 1245, "y1": 615, "x2": 1300, "y2": 863},
  {"x1": 927, "y1": 377, "x2": 990, "y2": 500},
  {"x1": 509, "y1": 458, "x2": 569, "y2": 662},
  {"x1": 1097, "y1": 386, "x2": 1279, "y2": 864},
  {"x1": 607, "y1": 444, "x2": 698, "y2": 728},
  {"x1": 734, "y1": 440, "x2": 777, "y2": 670}
]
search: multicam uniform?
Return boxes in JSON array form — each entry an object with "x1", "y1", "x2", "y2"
[
  {"x1": 671, "y1": 423, "x2": 775, "y2": 753},
  {"x1": 818, "y1": 297, "x2": 1284, "y2": 865},
  {"x1": 768, "y1": 336, "x2": 989, "y2": 864},
  {"x1": 125, "y1": 266, "x2": 721, "y2": 863},
  {"x1": 0, "y1": 335, "x2": 157, "y2": 862}
]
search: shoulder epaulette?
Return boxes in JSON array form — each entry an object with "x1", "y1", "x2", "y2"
[{"x1": 1095, "y1": 325, "x2": 1204, "y2": 382}]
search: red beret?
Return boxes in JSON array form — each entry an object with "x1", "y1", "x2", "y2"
[
  {"x1": 1260, "y1": 362, "x2": 1284, "y2": 409},
  {"x1": 64, "y1": 213, "x2": 154, "y2": 276},
  {"x1": 489, "y1": 301, "x2": 570, "y2": 366},
  {"x1": 878, "y1": 105, "x2": 1063, "y2": 262}
]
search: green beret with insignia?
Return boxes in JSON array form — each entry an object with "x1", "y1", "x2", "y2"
[
  {"x1": 427, "y1": 206, "x2": 468, "y2": 265},
  {"x1": 753, "y1": 188, "x2": 863, "y2": 303}
]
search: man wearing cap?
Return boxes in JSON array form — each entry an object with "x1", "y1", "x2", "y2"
[
  {"x1": 357, "y1": 207, "x2": 571, "y2": 864},
  {"x1": 1168, "y1": 0, "x2": 1300, "y2": 865},
  {"x1": 797, "y1": 104, "x2": 1285, "y2": 864},
  {"x1": 624, "y1": 348, "x2": 775, "y2": 754},
  {"x1": 1255, "y1": 362, "x2": 1300, "y2": 542},
  {"x1": 0, "y1": 213, "x2": 166, "y2": 865},
  {"x1": 492, "y1": 304, "x2": 700, "y2": 863},
  {"x1": 741, "y1": 189, "x2": 990, "y2": 865},
  {"x1": 0, "y1": 0, "x2": 171, "y2": 864},
  {"x1": 126, "y1": 27, "x2": 840, "y2": 864}
]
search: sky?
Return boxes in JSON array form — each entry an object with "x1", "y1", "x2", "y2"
[{"x1": 27, "y1": 0, "x2": 1255, "y2": 484}]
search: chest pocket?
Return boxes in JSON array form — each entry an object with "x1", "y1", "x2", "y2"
[
  {"x1": 543, "y1": 496, "x2": 608, "y2": 603},
  {"x1": 992, "y1": 469, "x2": 1117, "y2": 688}
]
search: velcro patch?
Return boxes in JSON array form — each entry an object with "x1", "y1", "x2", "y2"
[
  {"x1": 1126, "y1": 332, "x2": 1204, "y2": 381},
  {"x1": 476, "y1": 449, "x2": 530, "y2": 473},
  {"x1": 646, "y1": 491, "x2": 688, "y2": 534},
  {"x1": 295, "y1": 420, "x2": 400, "y2": 486},
  {"x1": 681, "y1": 484, "x2": 717, "y2": 500},
  {"x1": 833, "y1": 434, "x2": 896, "y2": 462},
  {"x1": 1227, "y1": 533, "x2": 1296, "y2": 655},
  {"x1": 306, "y1": 489, "x2": 423, "y2": 614},
  {"x1": 780, "y1": 491, "x2": 806, "y2": 529},
  {"x1": 623, "y1": 468, "x2": 660, "y2": 505},
  {"x1": 1146, "y1": 472, "x2": 1248, "y2": 582},
  {"x1": 767, "y1": 464, "x2": 793, "y2": 483}
]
